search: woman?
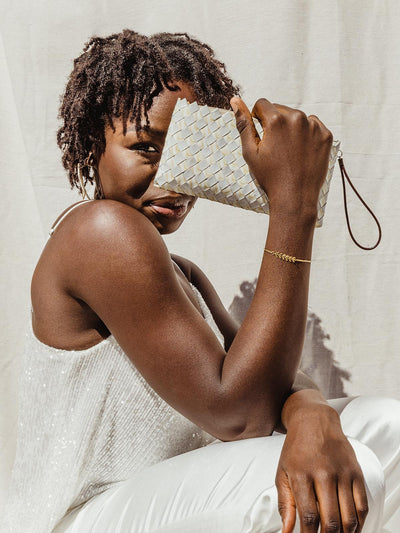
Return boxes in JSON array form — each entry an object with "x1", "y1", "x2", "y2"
[{"x1": 3, "y1": 30, "x2": 399, "y2": 533}]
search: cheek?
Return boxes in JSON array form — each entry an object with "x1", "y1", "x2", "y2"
[{"x1": 98, "y1": 145, "x2": 154, "y2": 196}]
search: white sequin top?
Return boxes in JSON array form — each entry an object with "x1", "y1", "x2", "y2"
[{"x1": 2, "y1": 284, "x2": 223, "y2": 533}]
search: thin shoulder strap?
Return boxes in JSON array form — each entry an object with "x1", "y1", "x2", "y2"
[{"x1": 48, "y1": 200, "x2": 95, "y2": 237}]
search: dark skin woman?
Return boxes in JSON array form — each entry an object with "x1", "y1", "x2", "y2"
[{"x1": 30, "y1": 30, "x2": 369, "y2": 532}]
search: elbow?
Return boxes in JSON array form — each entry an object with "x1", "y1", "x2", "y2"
[
  {"x1": 209, "y1": 399, "x2": 282, "y2": 442},
  {"x1": 231, "y1": 414, "x2": 278, "y2": 441},
  {"x1": 228, "y1": 425, "x2": 275, "y2": 441},
  {"x1": 203, "y1": 378, "x2": 292, "y2": 441},
  {"x1": 218, "y1": 416, "x2": 277, "y2": 442}
]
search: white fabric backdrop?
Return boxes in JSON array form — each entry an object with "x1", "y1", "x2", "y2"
[{"x1": 1, "y1": 0, "x2": 399, "y2": 504}]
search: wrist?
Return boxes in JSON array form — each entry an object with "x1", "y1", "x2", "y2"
[
  {"x1": 269, "y1": 207, "x2": 318, "y2": 227},
  {"x1": 267, "y1": 210, "x2": 316, "y2": 248},
  {"x1": 281, "y1": 389, "x2": 341, "y2": 431}
]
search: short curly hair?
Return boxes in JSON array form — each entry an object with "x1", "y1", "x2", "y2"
[{"x1": 57, "y1": 29, "x2": 240, "y2": 194}]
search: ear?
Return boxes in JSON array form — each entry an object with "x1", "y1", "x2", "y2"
[
  {"x1": 90, "y1": 144, "x2": 102, "y2": 168},
  {"x1": 90, "y1": 144, "x2": 105, "y2": 199}
]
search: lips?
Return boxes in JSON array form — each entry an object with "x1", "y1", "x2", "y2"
[{"x1": 146, "y1": 196, "x2": 192, "y2": 219}]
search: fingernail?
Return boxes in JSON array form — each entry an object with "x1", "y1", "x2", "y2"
[{"x1": 231, "y1": 100, "x2": 239, "y2": 114}]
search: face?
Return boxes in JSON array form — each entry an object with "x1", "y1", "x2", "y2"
[{"x1": 97, "y1": 82, "x2": 197, "y2": 234}]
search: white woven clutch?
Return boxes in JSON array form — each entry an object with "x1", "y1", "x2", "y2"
[{"x1": 154, "y1": 98, "x2": 340, "y2": 227}]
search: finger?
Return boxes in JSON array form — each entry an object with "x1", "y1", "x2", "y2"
[
  {"x1": 307, "y1": 114, "x2": 325, "y2": 127},
  {"x1": 230, "y1": 97, "x2": 260, "y2": 151},
  {"x1": 276, "y1": 471, "x2": 297, "y2": 533},
  {"x1": 307, "y1": 114, "x2": 333, "y2": 138},
  {"x1": 272, "y1": 102, "x2": 301, "y2": 115},
  {"x1": 314, "y1": 478, "x2": 342, "y2": 533},
  {"x1": 338, "y1": 481, "x2": 359, "y2": 533},
  {"x1": 352, "y1": 477, "x2": 369, "y2": 533},
  {"x1": 289, "y1": 477, "x2": 320, "y2": 533},
  {"x1": 252, "y1": 97, "x2": 282, "y2": 132},
  {"x1": 270, "y1": 103, "x2": 319, "y2": 123},
  {"x1": 268, "y1": 106, "x2": 332, "y2": 141}
]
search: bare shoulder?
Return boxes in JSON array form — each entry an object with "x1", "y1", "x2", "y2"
[
  {"x1": 44, "y1": 200, "x2": 166, "y2": 265},
  {"x1": 31, "y1": 200, "x2": 176, "y2": 349},
  {"x1": 33, "y1": 200, "x2": 169, "y2": 301},
  {"x1": 51, "y1": 199, "x2": 158, "y2": 242}
]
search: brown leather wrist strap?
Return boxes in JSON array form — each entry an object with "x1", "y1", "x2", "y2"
[{"x1": 338, "y1": 152, "x2": 382, "y2": 250}]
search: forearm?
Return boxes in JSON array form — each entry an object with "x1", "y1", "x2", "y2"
[
  {"x1": 209, "y1": 97, "x2": 333, "y2": 440},
  {"x1": 221, "y1": 212, "x2": 316, "y2": 436}
]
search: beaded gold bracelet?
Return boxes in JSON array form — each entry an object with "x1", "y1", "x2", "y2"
[{"x1": 264, "y1": 249, "x2": 311, "y2": 264}]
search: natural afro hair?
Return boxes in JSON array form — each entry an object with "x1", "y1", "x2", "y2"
[{"x1": 57, "y1": 29, "x2": 240, "y2": 195}]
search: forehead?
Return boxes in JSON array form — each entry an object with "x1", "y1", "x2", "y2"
[
  {"x1": 144, "y1": 82, "x2": 197, "y2": 132},
  {"x1": 110, "y1": 82, "x2": 198, "y2": 137}
]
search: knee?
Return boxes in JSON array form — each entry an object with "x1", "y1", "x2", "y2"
[
  {"x1": 341, "y1": 396, "x2": 400, "y2": 472},
  {"x1": 343, "y1": 396, "x2": 400, "y2": 438},
  {"x1": 356, "y1": 395, "x2": 400, "y2": 426}
]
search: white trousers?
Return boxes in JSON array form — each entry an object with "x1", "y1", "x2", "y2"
[{"x1": 55, "y1": 396, "x2": 400, "y2": 533}]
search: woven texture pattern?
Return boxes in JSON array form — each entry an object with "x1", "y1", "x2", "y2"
[{"x1": 155, "y1": 99, "x2": 341, "y2": 227}]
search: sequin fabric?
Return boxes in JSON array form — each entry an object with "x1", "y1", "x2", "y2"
[{"x1": 2, "y1": 284, "x2": 222, "y2": 533}]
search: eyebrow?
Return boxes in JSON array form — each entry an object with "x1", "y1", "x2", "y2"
[{"x1": 123, "y1": 126, "x2": 167, "y2": 137}]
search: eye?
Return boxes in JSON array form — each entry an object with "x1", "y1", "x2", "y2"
[{"x1": 129, "y1": 143, "x2": 159, "y2": 154}]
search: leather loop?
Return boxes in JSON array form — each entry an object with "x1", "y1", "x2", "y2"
[{"x1": 338, "y1": 155, "x2": 382, "y2": 250}]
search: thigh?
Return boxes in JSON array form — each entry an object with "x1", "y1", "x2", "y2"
[
  {"x1": 55, "y1": 435, "x2": 285, "y2": 533},
  {"x1": 55, "y1": 432, "x2": 385, "y2": 533}
]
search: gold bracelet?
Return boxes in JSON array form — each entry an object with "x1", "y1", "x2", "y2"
[{"x1": 264, "y1": 249, "x2": 311, "y2": 263}]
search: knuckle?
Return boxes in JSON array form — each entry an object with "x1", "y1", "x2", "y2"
[
  {"x1": 291, "y1": 109, "x2": 308, "y2": 125},
  {"x1": 277, "y1": 502, "x2": 287, "y2": 516},
  {"x1": 315, "y1": 469, "x2": 336, "y2": 483},
  {"x1": 254, "y1": 97, "x2": 269, "y2": 108},
  {"x1": 291, "y1": 471, "x2": 310, "y2": 486},
  {"x1": 302, "y1": 511, "x2": 320, "y2": 526},
  {"x1": 342, "y1": 516, "x2": 358, "y2": 532},
  {"x1": 308, "y1": 115, "x2": 320, "y2": 130},
  {"x1": 268, "y1": 111, "x2": 284, "y2": 127},
  {"x1": 277, "y1": 501, "x2": 293, "y2": 518},
  {"x1": 323, "y1": 519, "x2": 341, "y2": 533},
  {"x1": 357, "y1": 504, "x2": 369, "y2": 519},
  {"x1": 235, "y1": 117, "x2": 249, "y2": 135}
]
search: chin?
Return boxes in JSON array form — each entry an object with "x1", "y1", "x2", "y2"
[
  {"x1": 157, "y1": 220, "x2": 184, "y2": 235},
  {"x1": 152, "y1": 210, "x2": 192, "y2": 235}
]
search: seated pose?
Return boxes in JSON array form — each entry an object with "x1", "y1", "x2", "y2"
[{"x1": 3, "y1": 30, "x2": 400, "y2": 533}]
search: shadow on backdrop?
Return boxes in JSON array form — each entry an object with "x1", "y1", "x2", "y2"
[{"x1": 229, "y1": 279, "x2": 351, "y2": 399}]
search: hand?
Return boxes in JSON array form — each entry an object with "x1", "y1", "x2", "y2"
[
  {"x1": 230, "y1": 97, "x2": 333, "y2": 217},
  {"x1": 275, "y1": 404, "x2": 369, "y2": 533}
]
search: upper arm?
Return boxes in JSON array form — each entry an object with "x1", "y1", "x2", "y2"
[
  {"x1": 59, "y1": 201, "x2": 237, "y2": 439},
  {"x1": 171, "y1": 254, "x2": 239, "y2": 350}
]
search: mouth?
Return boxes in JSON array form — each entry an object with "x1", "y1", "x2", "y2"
[{"x1": 146, "y1": 196, "x2": 192, "y2": 219}]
